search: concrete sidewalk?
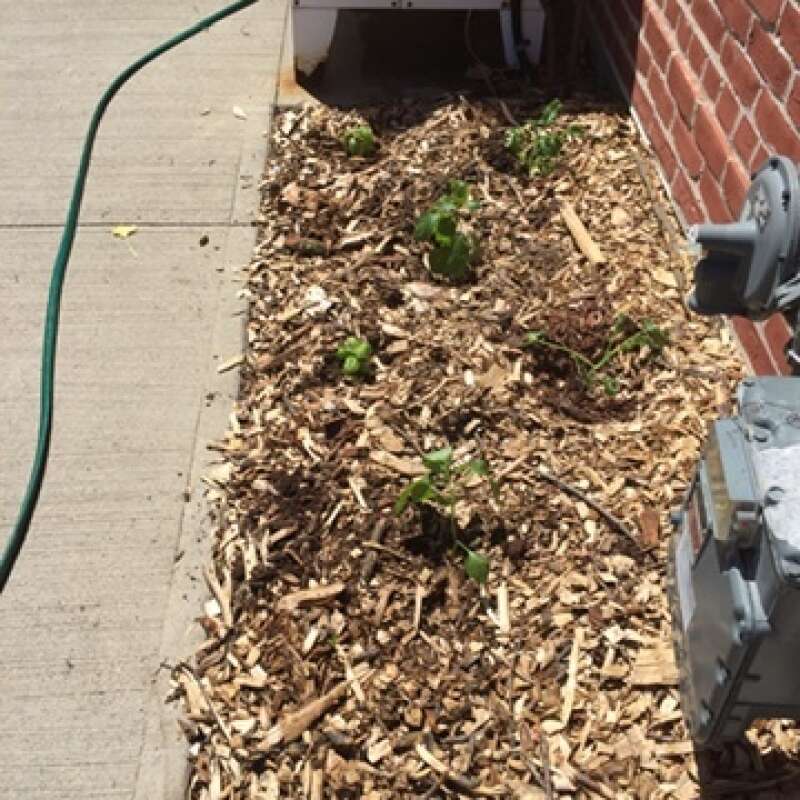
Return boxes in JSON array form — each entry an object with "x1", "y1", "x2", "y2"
[{"x1": 0, "y1": 2, "x2": 286, "y2": 797}]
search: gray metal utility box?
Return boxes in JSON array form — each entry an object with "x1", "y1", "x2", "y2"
[{"x1": 672, "y1": 377, "x2": 800, "y2": 748}]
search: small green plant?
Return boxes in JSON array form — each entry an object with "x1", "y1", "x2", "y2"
[
  {"x1": 395, "y1": 446, "x2": 494, "y2": 584},
  {"x1": 335, "y1": 337, "x2": 373, "y2": 377},
  {"x1": 505, "y1": 99, "x2": 583, "y2": 177},
  {"x1": 524, "y1": 316, "x2": 668, "y2": 395},
  {"x1": 414, "y1": 180, "x2": 480, "y2": 280},
  {"x1": 342, "y1": 125, "x2": 376, "y2": 157}
]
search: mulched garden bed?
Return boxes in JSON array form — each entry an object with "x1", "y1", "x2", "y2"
[{"x1": 173, "y1": 95, "x2": 800, "y2": 799}]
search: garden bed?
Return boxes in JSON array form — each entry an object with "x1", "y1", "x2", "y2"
[{"x1": 173, "y1": 96, "x2": 800, "y2": 799}]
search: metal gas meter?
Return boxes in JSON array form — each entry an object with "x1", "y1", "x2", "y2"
[{"x1": 671, "y1": 156, "x2": 800, "y2": 749}]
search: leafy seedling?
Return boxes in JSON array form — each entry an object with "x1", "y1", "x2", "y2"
[
  {"x1": 414, "y1": 180, "x2": 480, "y2": 280},
  {"x1": 395, "y1": 446, "x2": 495, "y2": 585},
  {"x1": 505, "y1": 99, "x2": 583, "y2": 177},
  {"x1": 524, "y1": 317, "x2": 668, "y2": 395},
  {"x1": 335, "y1": 336, "x2": 373, "y2": 377},
  {"x1": 342, "y1": 125, "x2": 376, "y2": 157}
]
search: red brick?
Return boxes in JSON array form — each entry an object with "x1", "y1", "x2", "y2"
[
  {"x1": 702, "y1": 59, "x2": 723, "y2": 99},
  {"x1": 671, "y1": 169, "x2": 704, "y2": 223},
  {"x1": 762, "y1": 315, "x2": 793, "y2": 375},
  {"x1": 754, "y1": 90, "x2": 800, "y2": 161},
  {"x1": 648, "y1": 65, "x2": 676, "y2": 127},
  {"x1": 747, "y1": 0, "x2": 783, "y2": 27},
  {"x1": 635, "y1": 39, "x2": 654, "y2": 79},
  {"x1": 676, "y1": 14, "x2": 694, "y2": 50},
  {"x1": 717, "y1": 0, "x2": 755, "y2": 42},
  {"x1": 672, "y1": 115, "x2": 705, "y2": 178},
  {"x1": 716, "y1": 85, "x2": 741, "y2": 131},
  {"x1": 789, "y1": 76, "x2": 800, "y2": 128},
  {"x1": 750, "y1": 143, "x2": 770, "y2": 171},
  {"x1": 644, "y1": 5, "x2": 673, "y2": 69},
  {"x1": 749, "y1": 23, "x2": 794, "y2": 96},
  {"x1": 722, "y1": 158, "x2": 751, "y2": 216},
  {"x1": 699, "y1": 169, "x2": 731, "y2": 220},
  {"x1": 732, "y1": 317, "x2": 781, "y2": 375},
  {"x1": 733, "y1": 115, "x2": 758, "y2": 165},
  {"x1": 648, "y1": 118, "x2": 679, "y2": 180},
  {"x1": 782, "y1": 3, "x2": 800, "y2": 66},
  {"x1": 695, "y1": 105, "x2": 732, "y2": 179},
  {"x1": 693, "y1": 0, "x2": 727, "y2": 49},
  {"x1": 632, "y1": 74, "x2": 651, "y2": 117},
  {"x1": 668, "y1": 55, "x2": 701, "y2": 124},
  {"x1": 687, "y1": 32, "x2": 709, "y2": 77},
  {"x1": 721, "y1": 35, "x2": 763, "y2": 105}
]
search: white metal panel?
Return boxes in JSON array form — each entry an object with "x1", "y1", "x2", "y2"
[
  {"x1": 292, "y1": 0, "x2": 546, "y2": 75},
  {"x1": 295, "y1": 0, "x2": 503, "y2": 8}
]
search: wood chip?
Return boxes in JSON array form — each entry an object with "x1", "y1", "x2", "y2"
[
  {"x1": 631, "y1": 642, "x2": 680, "y2": 686},
  {"x1": 560, "y1": 201, "x2": 606, "y2": 265},
  {"x1": 276, "y1": 582, "x2": 345, "y2": 612}
]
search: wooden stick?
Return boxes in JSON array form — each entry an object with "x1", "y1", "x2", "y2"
[
  {"x1": 276, "y1": 581, "x2": 345, "y2": 612},
  {"x1": 560, "y1": 201, "x2": 606, "y2": 265},
  {"x1": 361, "y1": 518, "x2": 388, "y2": 582},
  {"x1": 203, "y1": 564, "x2": 233, "y2": 628},
  {"x1": 264, "y1": 665, "x2": 372, "y2": 747},
  {"x1": 177, "y1": 664, "x2": 232, "y2": 744},
  {"x1": 416, "y1": 742, "x2": 478, "y2": 793},
  {"x1": 310, "y1": 769, "x2": 324, "y2": 800},
  {"x1": 516, "y1": 471, "x2": 639, "y2": 547}
]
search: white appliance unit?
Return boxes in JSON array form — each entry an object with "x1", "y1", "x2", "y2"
[{"x1": 292, "y1": 0, "x2": 546, "y2": 78}]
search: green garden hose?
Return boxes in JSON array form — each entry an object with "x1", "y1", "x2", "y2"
[{"x1": 0, "y1": 0, "x2": 259, "y2": 593}]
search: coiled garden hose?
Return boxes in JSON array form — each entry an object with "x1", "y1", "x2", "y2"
[{"x1": 0, "y1": 0, "x2": 259, "y2": 594}]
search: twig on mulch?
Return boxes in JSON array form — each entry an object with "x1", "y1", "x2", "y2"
[{"x1": 522, "y1": 471, "x2": 639, "y2": 547}]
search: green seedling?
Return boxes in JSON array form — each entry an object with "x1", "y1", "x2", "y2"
[
  {"x1": 395, "y1": 446, "x2": 494, "y2": 585},
  {"x1": 335, "y1": 336, "x2": 373, "y2": 377},
  {"x1": 524, "y1": 316, "x2": 668, "y2": 395},
  {"x1": 342, "y1": 125, "x2": 376, "y2": 157},
  {"x1": 414, "y1": 180, "x2": 480, "y2": 280},
  {"x1": 505, "y1": 99, "x2": 583, "y2": 177}
]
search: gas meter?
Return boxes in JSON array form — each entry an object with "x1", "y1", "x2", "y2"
[{"x1": 671, "y1": 156, "x2": 800, "y2": 749}]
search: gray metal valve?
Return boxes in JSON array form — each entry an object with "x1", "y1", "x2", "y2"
[{"x1": 687, "y1": 156, "x2": 800, "y2": 321}]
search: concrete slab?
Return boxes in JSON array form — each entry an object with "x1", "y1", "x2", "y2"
[{"x1": 0, "y1": 0, "x2": 286, "y2": 798}]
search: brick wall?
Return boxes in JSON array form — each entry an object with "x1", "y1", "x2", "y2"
[{"x1": 590, "y1": 0, "x2": 800, "y2": 375}]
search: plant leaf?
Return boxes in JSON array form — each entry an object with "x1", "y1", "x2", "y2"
[
  {"x1": 343, "y1": 355, "x2": 361, "y2": 375},
  {"x1": 351, "y1": 339, "x2": 373, "y2": 360},
  {"x1": 112, "y1": 225, "x2": 138, "y2": 239},
  {"x1": 464, "y1": 549, "x2": 489, "y2": 584},
  {"x1": 415, "y1": 211, "x2": 438, "y2": 241},
  {"x1": 342, "y1": 125, "x2": 375, "y2": 157},
  {"x1": 433, "y1": 215, "x2": 456, "y2": 247},
  {"x1": 422, "y1": 447, "x2": 453, "y2": 475},
  {"x1": 429, "y1": 234, "x2": 473, "y2": 279},
  {"x1": 447, "y1": 179, "x2": 469, "y2": 207},
  {"x1": 394, "y1": 477, "x2": 435, "y2": 515},
  {"x1": 462, "y1": 458, "x2": 490, "y2": 477},
  {"x1": 524, "y1": 331, "x2": 546, "y2": 346},
  {"x1": 429, "y1": 246, "x2": 451, "y2": 276},
  {"x1": 602, "y1": 375, "x2": 620, "y2": 396},
  {"x1": 537, "y1": 99, "x2": 562, "y2": 126}
]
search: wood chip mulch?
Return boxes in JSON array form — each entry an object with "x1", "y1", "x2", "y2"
[{"x1": 172, "y1": 96, "x2": 800, "y2": 799}]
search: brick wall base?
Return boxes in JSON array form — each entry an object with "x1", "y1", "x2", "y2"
[{"x1": 589, "y1": 0, "x2": 800, "y2": 375}]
